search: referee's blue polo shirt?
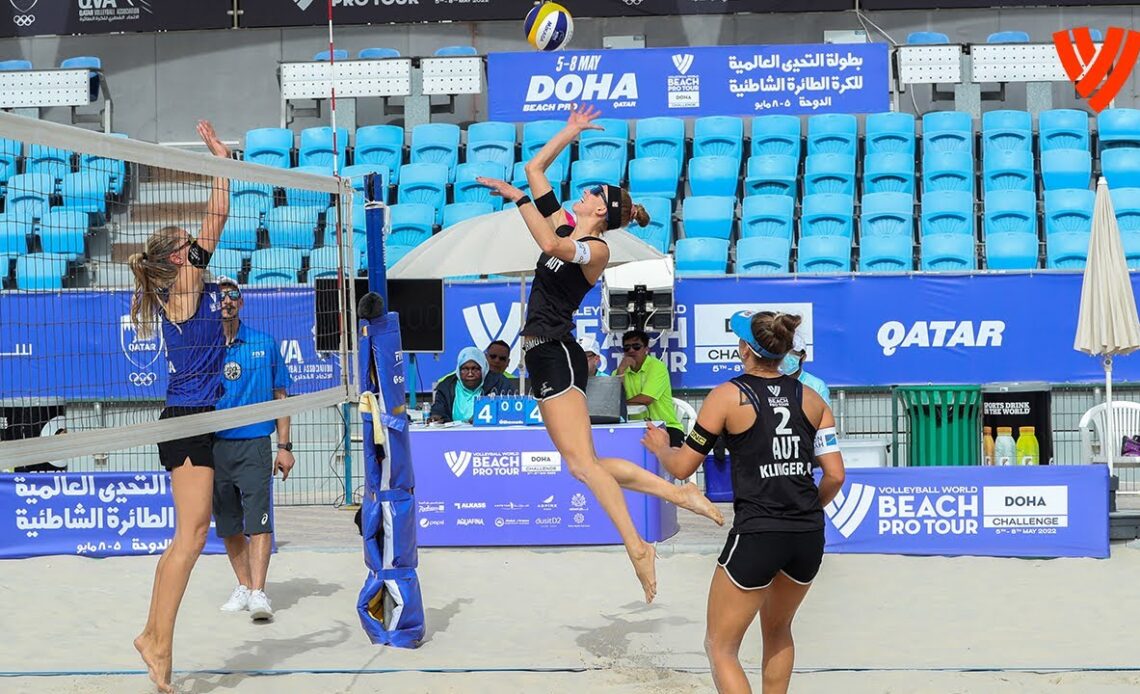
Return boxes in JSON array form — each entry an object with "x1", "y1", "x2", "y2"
[{"x1": 216, "y1": 322, "x2": 293, "y2": 440}]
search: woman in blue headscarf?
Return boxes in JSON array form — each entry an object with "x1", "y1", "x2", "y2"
[{"x1": 429, "y1": 346, "x2": 514, "y2": 423}]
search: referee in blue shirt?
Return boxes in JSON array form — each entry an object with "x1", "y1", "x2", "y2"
[{"x1": 211, "y1": 277, "x2": 293, "y2": 622}]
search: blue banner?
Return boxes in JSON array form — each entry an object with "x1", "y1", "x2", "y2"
[
  {"x1": 410, "y1": 273, "x2": 1140, "y2": 391},
  {"x1": 0, "y1": 472, "x2": 227, "y2": 559},
  {"x1": 823, "y1": 465, "x2": 1109, "y2": 558},
  {"x1": 410, "y1": 424, "x2": 678, "y2": 546},
  {"x1": 0, "y1": 289, "x2": 341, "y2": 401},
  {"x1": 487, "y1": 43, "x2": 890, "y2": 122}
]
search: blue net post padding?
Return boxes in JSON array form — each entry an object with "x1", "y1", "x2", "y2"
[{"x1": 357, "y1": 311, "x2": 424, "y2": 648}]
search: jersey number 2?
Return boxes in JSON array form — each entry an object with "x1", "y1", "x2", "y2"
[{"x1": 774, "y1": 406, "x2": 792, "y2": 435}]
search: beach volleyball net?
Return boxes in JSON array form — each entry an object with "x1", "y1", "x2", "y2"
[{"x1": 0, "y1": 112, "x2": 358, "y2": 483}]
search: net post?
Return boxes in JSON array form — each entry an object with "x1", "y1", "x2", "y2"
[
  {"x1": 364, "y1": 172, "x2": 388, "y2": 304},
  {"x1": 342, "y1": 401, "x2": 353, "y2": 504}
]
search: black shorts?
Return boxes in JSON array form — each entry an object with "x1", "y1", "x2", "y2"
[
  {"x1": 717, "y1": 530, "x2": 825, "y2": 590},
  {"x1": 523, "y1": 338, "x2": 588, "y2": 401},
  {"x1": 213, "y1": 437, "x2": 273, "y2": 537},
  {"x1": 157, "y1": 406, "x2": 216, "y2": 471}
]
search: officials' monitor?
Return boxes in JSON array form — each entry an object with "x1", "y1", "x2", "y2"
[{"x1": 315, "y1": 278, "x2": 444, "y2": 353}]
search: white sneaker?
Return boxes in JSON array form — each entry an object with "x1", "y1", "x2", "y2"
[
  {"x1": 248, "y1": 590, "x2": 274, "y2": 621},
  {"x1": 221, "y1": 585, "x2": 251, "y2": 612}
]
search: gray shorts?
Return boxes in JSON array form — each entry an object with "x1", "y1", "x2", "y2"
[{"x1": 212, "y1": 437, "x2": 273, "y2": 538}]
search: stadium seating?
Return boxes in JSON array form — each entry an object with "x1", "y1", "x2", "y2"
[
  {"x1": 307, "y1": 245, "x2": 342, "y2": 282},
  {"x1": 0, "y1": 60, "x2": 31, "y2": 71},
  {"x1": 285, "y1": 165, "x2": 334, "y2": 207},
  {"x1": 1112, "y1": 188, "x2": 1140, "y2": 235},
  {"x1": 410, "y1": 123, "x2": 461, "y2": 181},
  {"x1": 987, "y1": 31, "x2": 1030, "y2": 43},
  {"x1": 78, "y1": 145, "x2": 126, "y2": 195},
  {"x1": 0, "y1": 138, "x2": 19, "y2": 189},
  {"x1": 797, "y1": 235, "x2": 851, "y2": 272},
  {"x1": 313, "y1": 50, "x2": 348, "y2": 61},
  {"x1": 209, "y1": 248, "x2": 245, "y2": 282},
  {"x1": 801, "y1": 193, "x2": 854, "y2": 238},
  {"x1": 388, "y1": 203, "x2": 435, "y2": 247},
  {"x1": 1046, "y1": 231, "x2": 1089, "y2": 269},
  {"x1": 454, "y1": 161, "x2": 507, "y2": 210},
  {"x1": 244, "y1": 128, "x2": 294, "y2": 168},
  {"x1": 629, "y1": 156, "x2": 680, "y2": 199},
  {"x1": 806, "y1": 114, "x2": 857, "y2": 157},
  {"x1": 249, "y1": 247, "x2": 303, "y2": 284},
  {"x1": 804, "y1": 154, "x2": 856, "y2": 196},
  {"x1": 37, "y1": 210, "x2": 88, "y2": 260},
  {"x1": 265, "y1": 206, "x2": 321, "y2": 251},
  {"x1": 385, "y1": 243, "x2": 416, "y2": 269},
  {"x1": 1038, "y1": 109, "x2": 1090, "y2": 153},
  {"x1": 688, "y1": 155, "x2": 738, "y2": 197},
  {"x1": 1101, "y1": 148, "x2": 1140, "y2": 190},
  {"x1": 921, "y1": 233, "x2": 976, "y2": 271},
  {"x1": 751, "y1": 115, "x2": 802, "y2": 159},
  {"x1": 923, "y1": 151, "x2": 975, "y2": 193},
  {"x1": 15, "y1": 252, "x2": 69, "y2": 289},
  {"x1": 397, "y1": 163, "x2": 448, "y2": 224},
  {"x1": 682, "y1": 196, "x2": 736, "y2": 240},
  {"x1": 339, "y1": 163, "x2": 389, "y2": 203},
  {"x1": 1096, "y1": 108, "x2": 1140, "y2": 150},
  {"x1": 744, "y1": 155, "x2": 797, "y2": 198},
  {"x1": 693, "y1": 116, "x2": 744, "y2": 164},
  {"x1": 627, "y1": 196, "x2": 672, "y2": 253},
  {"x1": 863, "y1": 152, "x2": 916, "y2": 195},
  {"x1": 865, "y1": 112, "x2": 916, "y2": 154},
  {"x1": 737, "y1": 236, "x2": 791, "y2": 274},
  {"x1": 299, "y1": 126, "x2": 349, "y2": 169},
  {"x1": 59, "y1": 171, "x2": 110, "y2": 220},
  {"x1": 675, "y1": 237, "x2": 729, "y2": 275},
  {"x1": 511, "y1": 161, "x2": 565, "y2": 202},
  {"x1": 434, "y1": 46, "x2": 478, "y2": 56},
  {"x1": 634, "y1": 117, "x2": 686, "y2": 172},
  {"x1": 569, "y1": 159, "x2": 622, "y2": 199},
  {"x1": 860, "y1": 192, "x2": 914, "y2": 240},
  {"x1": 60, "y1": 56, "x2": 102, "y2": 101},
  {"x1": 466, "y1": 121, "x2": 517, "y2": 172},
  {"x1": 443, "y1": 202, "x2": 493, "y2": 229},
  {"x1": 907, "y1": 32, "x2": 949, "y2": 44},
  {"x1": 218, "y1": 215, "x2": 260, "y2": 256},
  {"x1": 859, "y1": 235, "x2": 913, "y2": 272},
  {"x1": 522, "y1": 120, "x2": 572, "y2": 173},
  {"x1": 354, "y1": 125, "x2": 405, "y2": 183},
  {"x1": 1044, "y1": 188, "x2": 1095, "y2": 235},
  {"x1": 1040, "y1": 149, "x2": 1091, "y2": 191},
  {"x1": 920, "y1": 191, "x2": 974, "y2": 237},
  {"x1": 984, "y1": 190, "x2": 1039, "y2": 269},
  {"x1": 982, "y1": 110, "x2": 1033, "y2": 154},
  {"x1": 579, "y1": 118, "x2": 630, "y2": 175},
  {"x1": 6, "y1": 173, "x2": 54, "y2": 218},
  {"x1": 740, "y1": 195, "x2": 794, "y2": 240},
  {"x1": 359, "y1": 48, "x2": 400, "y2": 59},
  {"x1": 0, "y1": 213, "x2": 31, "y2": 255},
  {"x1": 983, "y1": 149, "x2": 1035, "y2": 192},
  {"x1": 26, "y1": 145, "x2": 74, "y2": 186},
  {"x1": 922, "y1": 111, "x2": 974, "y2": 154}
]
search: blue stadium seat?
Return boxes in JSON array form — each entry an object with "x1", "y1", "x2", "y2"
[
  {"x1": 359, "y1": 47, "x2": 400, "y2": 59},
  {"x1": 353, "y1": 233, "x2": 369, "y2": 273},
  {"x1": 511, "y1": 161, "x2": 565, "y2": 202},
  {"x1": 1040, "y1": 149, "x2": 1091, "y2": 191},
  {"x1": 522, "y1": 120, "x2": 572, "y2": 173},
  {"x1": 15, "y1": 252, "x2": 69, "y2": 290},
  {"x1": 923, "y1": 151, "x2": 974, "y2": 193},
  {"x1": 922, "y1": 111, "x2": 974, "y2": 154},
  {"x1": 397, "y1": 162, "x2": 448, "y2": 224},
  {"x1": 385, "y1": 243, "x2": 417, "y2": 269},
  {"x1": 0, "y1": 60, "x2": 31, "y2": 71},
  {"x1": 569, "y1": 159, "x2": 622, "y2": 199},
  {"x1": 675, "y1": 237, "x2": 729, "y2": 275},
  {"x1": 628, "y1": 156, "x2": 680, "y2": 199},
  {"x1": 860, "y1": 192, "x2": 914, "y2": 239},
  {"x1": 78, "y1": 144, "x2": 126, "y2": 196},
  {"x1": 244, "y1": 128, "x2": 294, "y2": 168},
  {"x1": 688, "y1": 155, "x2": 738, "y2": 197},
  {"x1": 801, "y1": 193, "x2": 854, "y2": 238},
  {"x1": 1122, "y1": 233, "x2": 1140, "y2": 270},
  {"x1": 466, "y1": 121, "x2": 517, "y2": 172},
  {"x1": 443, "y1": 202, "x2": 494, "y2": 229},
  {"x1": 1044, "y1": 188, "x2": 1095, "y2": 235},
  {"x1": 284, "y1": 165, "x2": 334, "y2": 207},
  {"x1": 744, "y1": 154, "x2": 797, "y2": 198},
  {"x1": 265, "y1": 205, "x2": 321, "y2": 251},
  {"x1": 249, "y1": 247, "x2": 303, "y2": 284},
  {"x1": 1112, "y1": 187, "x2": 1140, "y2": 234},
  {"x1": 1038, "y1": 109, "x2": 1090, "y2": 153},
  {"x1": 681, "y1": 196, "x2": 736, "y2": 240},
  {"x1": 218, "y1": 214, "x2": 260, "y2": 256},
  {"x1": 797, "y1": 235, "x2": 851, "y2": 272},
  {"x1": 627, "y1": 196, "x2": 672, "y2": 253},
  {"x1": 209, "y1": 248, "x2": 245, "y2": 282},
  {"x1": 37, "y1": 210, "x2": 88, "y2": 259},
  {"x1": 454, "y1": 161, "x2": 507, "y2": 210},
  {"x1": 313, "y1": 50, "x2": 349, "y2": 61},
  {"x1": 1046, "y1": 231, "x2": 1090, "y2": 269},
  {"x1": 804, "y1": 154, "x2": 856, "y2": 196},
  {"x1": 6, "y1": 173, "x2": 54, "y2": 218},
  {"x1": 863, "y1": 152, "x2": 915, "y2": 195},
  {"x1": 0, "y1": 212, "x2": 31, "y2": 255},
  {"x1": 354, "y1": 125, "x2": 404, "y2": 183},
  {"x1": 307, "y1": 245, "x2": 342, "y2": 283},
  {"x1": 410, "y1": 123, "x2": 461, "y2": 181},
  {"x1": 740, "y1": 195, "x2": 794, "y2": 240},
  {"x1": 59, "y1": 171, "x2": 110, "y2": 219},
  {"x1": 324, "y1": 204, "x2": 367, "y2": 237},
  {"x1": 1098, "y1": 109, "x2": 1140, "y2": 150},
  {"x1": 434, "y1": 46, "x2": 478, "y2": 56},
  {"x1": 299, "y1": 126, "x2": 349, "y2": 170},
  {"x1": 339, "y1": 163, "x2": 389, "y2": 203},
  {"x1": 26, "y1": 144, "x2": 73, "y2": 185},
  {"x1": 634, "y1": 117, "x2": 686, "y2": 172},
  {"x1": 0, "y1": 137, "x2": 19, "y2": 188},
  {"x1": 859, "y1": 235, "x2": 913, "y2": 272},
  {"x1": 920, "y1": 190, "x2": 974, "y2": 237},
  {"x1": 987, "y1": 31, "x2": 1030, "y2": 43},
  {"x1": 983, "y1": 149, "x2": 1034, "y2": 192},
  {"x1": 865, "y1": 112, "x2": 916, "y2": 154},
  {"x1": 736, "y1": 236, "x2": 791, "y2": 274},
  {"x1": 751, "y1": 115, "x2": 802, "y2": 159},
  {"x1": 921, "y1": 233, "x2": 976, "y2": 271},
  {"x1": 907, "y1": 32, "x2": 949, "y2": 44},
  {"x1": 1101, "y1": 148, "x2": 1140, "y2": 189},
  {"x1": 807, "y1": 114, "x2": 858, "y2": 157},
  {"x1": 579, "y1": 118, "x2": 629, "y2": 176},
  {"x1": 984, "y1": 190, "x2": 1039, "y2": 269},
  {"x1": 388, "y1": 203, "x2": 435, "y2": 247},
  {"x1": 693, "y1": 116, "x2": 744, "y2": 164},
  {"x1": 982, "y1": 110, "x2": 1033, "y2": 155}
]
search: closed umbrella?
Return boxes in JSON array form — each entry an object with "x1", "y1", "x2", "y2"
[
  {"x1": 388, "y1": 208, "x2": 667, "y2": 393},
  {"x1": 1074, "y1": 177, "x2": 1140, "y2": 473}
]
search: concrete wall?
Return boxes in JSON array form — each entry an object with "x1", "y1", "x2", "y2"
[{"x1": 1, "y1": 6, "x2": 1138, "y2": 144}]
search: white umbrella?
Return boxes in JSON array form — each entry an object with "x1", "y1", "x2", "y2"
[
  {"x1": 1074, "y1": 177, "x2": 1140, "y2": 474},
  {"x1": 388, "y1": 208, "x2": 667, "y2": 393}
]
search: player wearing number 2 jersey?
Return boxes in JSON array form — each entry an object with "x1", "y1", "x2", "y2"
[{"x1": 643, "y1": 310, "x2": 846, "y2": 694}]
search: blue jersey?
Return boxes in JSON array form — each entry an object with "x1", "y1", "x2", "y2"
[
  {"x1": 162, "y1": 282, "x2": 225, "y2": 408},
  {"x1": 216, "y1": 322, "x2": 292, "y2": 440},
  {"x1": 798, "y1": 370, "x2": 831, "y2": 406}
]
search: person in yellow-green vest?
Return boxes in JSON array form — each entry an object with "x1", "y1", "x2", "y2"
[{"x1": 615, "y1": 329, "x2": 683, "y2": 448}]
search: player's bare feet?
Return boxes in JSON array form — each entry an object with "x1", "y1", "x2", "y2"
[
  {"x1": 134, "y1": 634, "x2": 172, "y2": 693},
  {"x1": 677, "y1": 482, "x2": 725, "y2": 526},
  {"x1": 629, "y1": 542, "x2": 657, "y2": 603}
]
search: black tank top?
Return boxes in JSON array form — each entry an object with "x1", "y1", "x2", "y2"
[
  {"x1": 521, "y1": 225, "x2": 606, "y2": 340},
  {"x1": 724, "y1": 373, "x2": 824, "y2": 533}
]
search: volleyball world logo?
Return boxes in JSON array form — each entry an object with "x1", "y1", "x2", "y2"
[
  {"x1": 1054, "y1": 26, "x2": 1140, "y2": 113},
  {"x1": 824, "y1": 483, "x2": 876, "y2": 538}
]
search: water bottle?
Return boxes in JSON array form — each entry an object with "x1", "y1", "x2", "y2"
[
  {"x1": 982, "y1": 426, "x2": 995, "y2": 466},
  {"x1": 1016, "y1": 426, "x2": 1040, "y2": 466},
  {"x1": 994, "y1": 427, "x2": 1017, "y2": 466}
]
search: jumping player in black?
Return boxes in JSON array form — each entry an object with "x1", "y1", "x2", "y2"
[
  {"x1": 643, "y1": 310, "x2": 846, "y2": 694},
  {"x1": 477, "y1": 106, "x2": 724, "y2": 603}
]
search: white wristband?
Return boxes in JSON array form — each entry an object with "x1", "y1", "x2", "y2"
[{"x1": 570, "y1": 240, "x2": 592, "y2": 265}]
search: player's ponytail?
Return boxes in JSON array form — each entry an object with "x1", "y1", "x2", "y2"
[{"x1": 129, "y1": 226, "x2": 184, "y2": 339}]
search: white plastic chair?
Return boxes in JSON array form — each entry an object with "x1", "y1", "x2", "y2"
[
  {"x1": 673, "y1": 397, "x2": 698, "y2": 435},
  {"x1": 1078, "y1": 401, "x2": 1140, "y2": 472}
]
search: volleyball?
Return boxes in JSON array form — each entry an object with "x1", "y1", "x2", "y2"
[{"x1": 525, "y1": 2, "x2": 574, "y2": 52}]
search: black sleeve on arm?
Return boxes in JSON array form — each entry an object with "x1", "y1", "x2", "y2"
[
  {"x1": 187, "y1": 241, "x2": 212, "y2": 269},
  {"x1": 535, "y1": 189, "x2": 561, "y2": 217},
  {"x1": 685, "y1": 422, "x2": 718, "y2": 456}
]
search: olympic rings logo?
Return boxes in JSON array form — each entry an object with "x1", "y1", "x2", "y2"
[
  {"x1": 129, "y1": 371, "x2": 157, "y2": 387},
  {"x1": 12, "y1": 15, "x2": 34, "y2": 27}
]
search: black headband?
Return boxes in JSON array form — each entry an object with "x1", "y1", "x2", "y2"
[{"x1": 605, "y1": 184, "x2": 622, "y2": 230}]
